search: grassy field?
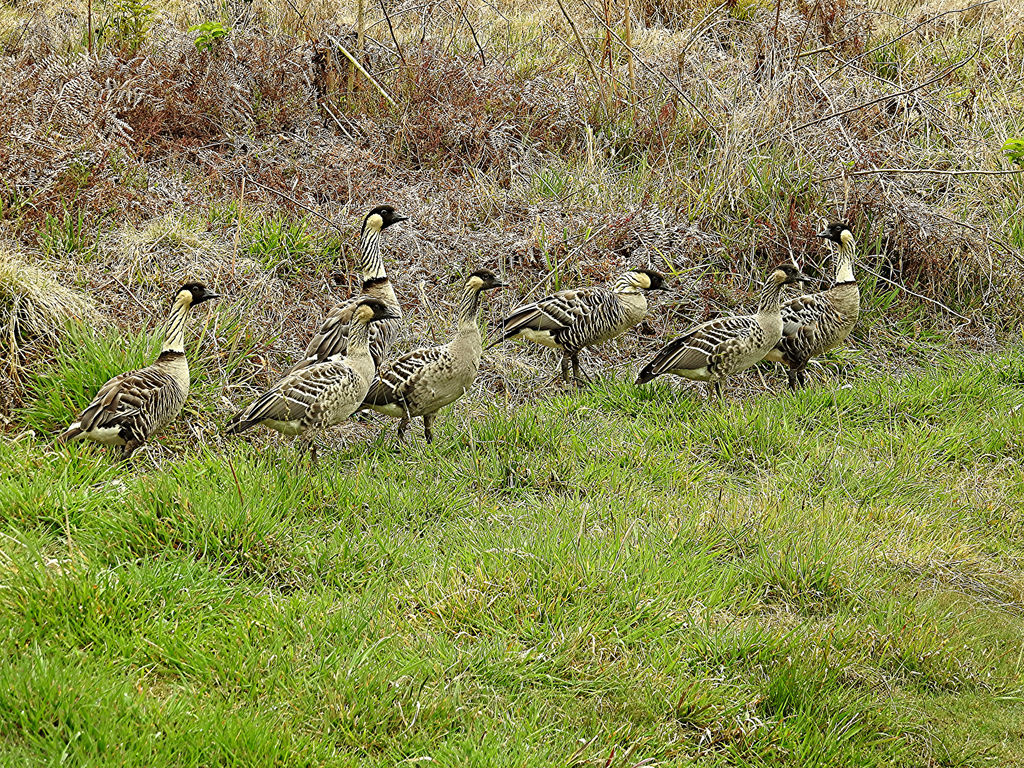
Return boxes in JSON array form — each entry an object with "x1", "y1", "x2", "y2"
[
  {"x1": 2, "y1": 0, "x2": 1024, "y2": 763},
  {"x1": 2, "y1": 347, "x2": 1024, "y2": 765}
]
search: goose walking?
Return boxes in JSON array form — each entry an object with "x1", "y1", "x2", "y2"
[
  {"x1": 288, "y1": 205, "x2": 406, "y2": 373},
  {"x1": 364, "y1": 269, "x2": 504, "y2": 443},
  {"x1": 763, "y1": 222, "x2": 859, "y2": 389},
  {"x1": 489, "y1": 268, "x2": 665, "y2": 384},
  {"x1": 636, "y1": 264, "x2": 807, "y2": 396},
  {"x1": 58, "y1": 282, "x2": 221, "y2": 459},
  {"x1": 225, "y1": 298, "x2": 397, "y2": 458}
]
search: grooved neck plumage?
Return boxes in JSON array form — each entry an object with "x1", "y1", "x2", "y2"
[
  {"x1": 457, "y1": 284, "x2": 483, "y2": 333},
  {"x1": 358, "y1": 220, "x2": 386, "y2": 281},
  {"x1": 161, "y1": 294, "x2": 193, "y2": 354},
  {"x1": 347, "y1": 315, "x2": 373, "y2": 356},
  {"x1": 835, "y1": 234, "x2": 856, "y2": 284},
  {"x1": 756, "y1": 275, "x2": 787, "y2": 316},
  {"x1": 611, "y1": 273, "x2": 641, "y2": 294}
]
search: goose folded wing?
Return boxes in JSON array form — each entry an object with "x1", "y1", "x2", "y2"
[
  {"x1": 289, "y1": 299, "x2": 358, "y2": 373},
  {"x1": 77, "y1": 367, "x2": 179, "y2": 433},
  {"x1": 501, "y1": 289, "x2": 603, "y2": 337},
  {"x1": 781, "y1": 293, "x2": 829, "y2": 330},
  {"x1": 240, "y1": 363, "x2": 358, "y2": 424},
  {"x1": 647, "y1": 316, "x2": 758, "y2": 372},
  {"x1": 364, "y1": 346, "x2": 446, "y2": 406}
]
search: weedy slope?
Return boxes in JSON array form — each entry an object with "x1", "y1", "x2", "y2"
[{"x1": 1, "y1": 0, "x2": 1023, "y2": 763}]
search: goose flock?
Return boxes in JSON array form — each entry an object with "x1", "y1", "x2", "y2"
[{"x1": 59, "y1": 206, "x2": 860, "y2": 460}]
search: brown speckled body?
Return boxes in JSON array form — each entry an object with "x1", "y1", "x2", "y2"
[
  {"x1": 763, "y1": 225, "x2": 859, "y2": 389},
  {"x1": 636, "y1": 265, "x2": 806, "y2": 395},
  {"x1": 493, "y1": 269, "x2": 665, "y2": 383},
  {"x1": 365, "y1": 270, "x2": 502, "y2": 442}
]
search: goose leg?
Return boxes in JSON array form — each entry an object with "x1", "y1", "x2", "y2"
[
  {"x1": 396, "y1": 416, "x2": 411, "y2": 443},
  {"x1": 422, "y1": 413, "x2": 436, "y2": 444},
  {"x1": 713, "y1": 380, "x2": 724, "y2": 399},
  {"x1": 560, "y1": 354, "x2": 572, "y2": 384},
  {"x1": 786, "y1": 369, "x2": 800, "y2": 391},
  {"x1": 571, "y1": 352, "x2": 592, "y2": 385},
  {"x1": 797, "y1": 369, "x2": 808, "y2": 388},
  {"x1": 121, "y1": 440, "x2": 142, "y2": 461}
]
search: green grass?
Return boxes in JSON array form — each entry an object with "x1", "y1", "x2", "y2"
[{"x1": 2, "y1": 350, "x2": 1023, "y2": 766}]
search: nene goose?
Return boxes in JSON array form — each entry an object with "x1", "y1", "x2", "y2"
[
  {"x1": 636, "y1": 264, "x2": 808, "y2": 396},
  {"x1": 364, "y1": 269, "x2": 504, "y2": 443},
  {"x1": 58, "y1": 283, "x2": 221, "y2": 458},
  {"x1": 488, "y1": 268, "x2": 666, "y2": 384},
  {"x1": 288, "y1": 205, "x2": 406, "y2": 373},
  {"x1": 763, "y1": 222, "x2": 859, "y2": 389},
  {"x1": 225, "y1": 297, "x2": 397, "y2": 458}
]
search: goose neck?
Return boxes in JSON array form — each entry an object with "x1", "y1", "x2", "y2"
[
  {"x1": 358, "y1": 225, "x2": 386, "y2": 281},
  {"x1": 756, "y1": 276, "x2": 785, "y2": 316},
  {"x1": 161, "y1": 295, "x2": 192, "y2": 354},
  {"x1": 835, "y1": 238, "x2": 856, "y2": 284},
  {"x1": 457, "y1": 286, "x2": 483, "y2": 333}
]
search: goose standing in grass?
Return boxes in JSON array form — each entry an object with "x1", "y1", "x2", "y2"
[
  {"x1": 636, "y1": 264, "x2": 808, "y2": 396},
  {"x1": 488, "y1": 268, "x2": 666, "y2": 384},
  {"x1": 58, "y1": 282, "x2": 221, "y2": 459},
  {"x1": 763, "y1": 222, "x2": 860, "y2": 389},
  {"x1": 225, "y1": 298, "x2": 397, "y2": 459},
  {"x1": 364, "y1": 269, "x2": 504, "y2": 443},
  {"x1": 288, "y1": 205, "x2": 407, "y2": 373}
]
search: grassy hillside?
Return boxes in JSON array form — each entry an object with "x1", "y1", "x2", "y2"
[
  {"x1": 2, "y1": 0, "x2": 1024, "y2": 764},
  {"x1": 3, "y1": 353, "x2": 1024, "y2": 765}
]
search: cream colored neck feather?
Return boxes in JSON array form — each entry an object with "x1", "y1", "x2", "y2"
[
  {"x1": 835, "y1": 232, "x2": 856, "y2": 283},
  {"x1": 611, "y1": 273, "x2": 641, "y2": 294},
  {"x1": 756, "y1": 276, "x2": 786, "y2": 316},
  {"x1": 348, "y1": 315, "x2": 372, "y2": 355},
  {"x1": 358, "y1": 223, "x2": 386, "y2": 281},
  {"x1": 457, "y1": 286, "x2": 482, "y2": 333},
  {"x1": 161, "y1": 295, "x2": 192, "y2": 354}
]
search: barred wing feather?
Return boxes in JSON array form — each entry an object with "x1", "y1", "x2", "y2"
[
  {"x1": 643, "y1": 316, "x2": 759, "y2": 376},
  {"x1": 227, "y1": 362, "x2": 363, "y2": 431},
  {"x1": 365, "y1": 346, "x2": 446, "y2": 406},
  {"x1": 77, "y1": 367, "x2": 183, "y2": 437},
  {"x1": 501, "y1": 288, "x2": 611, "y2": 341},
  {"x1": 290, "y1": 300, "x2": 399, "y2": 373}
]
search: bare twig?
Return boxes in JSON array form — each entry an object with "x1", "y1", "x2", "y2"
[
  {"x1": 379, "y1": 0, "x2": 407, "y2": 66},
  {"x1": 237, "y1": 172, "x2": 344, "y2": 233},
  {"x1": 457, "y1": 0, "x2": 486, "y2": 67},
  {"x1": 818, "y1": 167, "x2": 1024, "y2": 182},
  {"x1": 577, "y1": 0, "x2": 719, "y2": 136},
  {"x1": 763, "y1": 36, "x2": 980, "y2": 145},
  {"x1": 822, "y1": 0, "x2": 1002, "y2": 82},
  {"x1": 554, "y1": 0, "x2": 609, "y2": 119},
  {"x1": 860, "y1": 263, "x2": 973, "y2": 322},
  {"x1": 329, "y1": 34, "x2": 399, "y2": 109}
]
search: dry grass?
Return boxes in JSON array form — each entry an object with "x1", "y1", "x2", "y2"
[
  {"x1": 0, "y1": 0, "x2": 1021, "y2": 418},
  {"x1": 0, "y1": 247, "x2": 98, "y2": 408}
]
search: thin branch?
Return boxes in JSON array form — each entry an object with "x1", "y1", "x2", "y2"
[
  {"x1": 457, "y1": 0, "x2": 486, "y2": 67},
  {"x1": 328, "y1": 34, "x2": 399, "y2": 109},
  {"x1": 761, "y1": 37, "x2": 980, "y2": 146},
  {"x1": 378, "y1": 0, "x2": 407, "y2": 66},
  {"x1": 577, "y1": 0, "x2": 719, "y2": 136},
  {"x1": 822, "y1": 0, "x2": 1001, "y2": 82},
  {"x1": 859, "y1": 263, "x2": 973, "y2": 323},
  {"x1": 818, "y1": 166, "x2": 1024, "y2": 182},
  {"x1": 240, "y1": 173, "x2": 344, "y2": 233},
  {"x1": 553, "y1": 0, "x2": 609, "y2": 120}
]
